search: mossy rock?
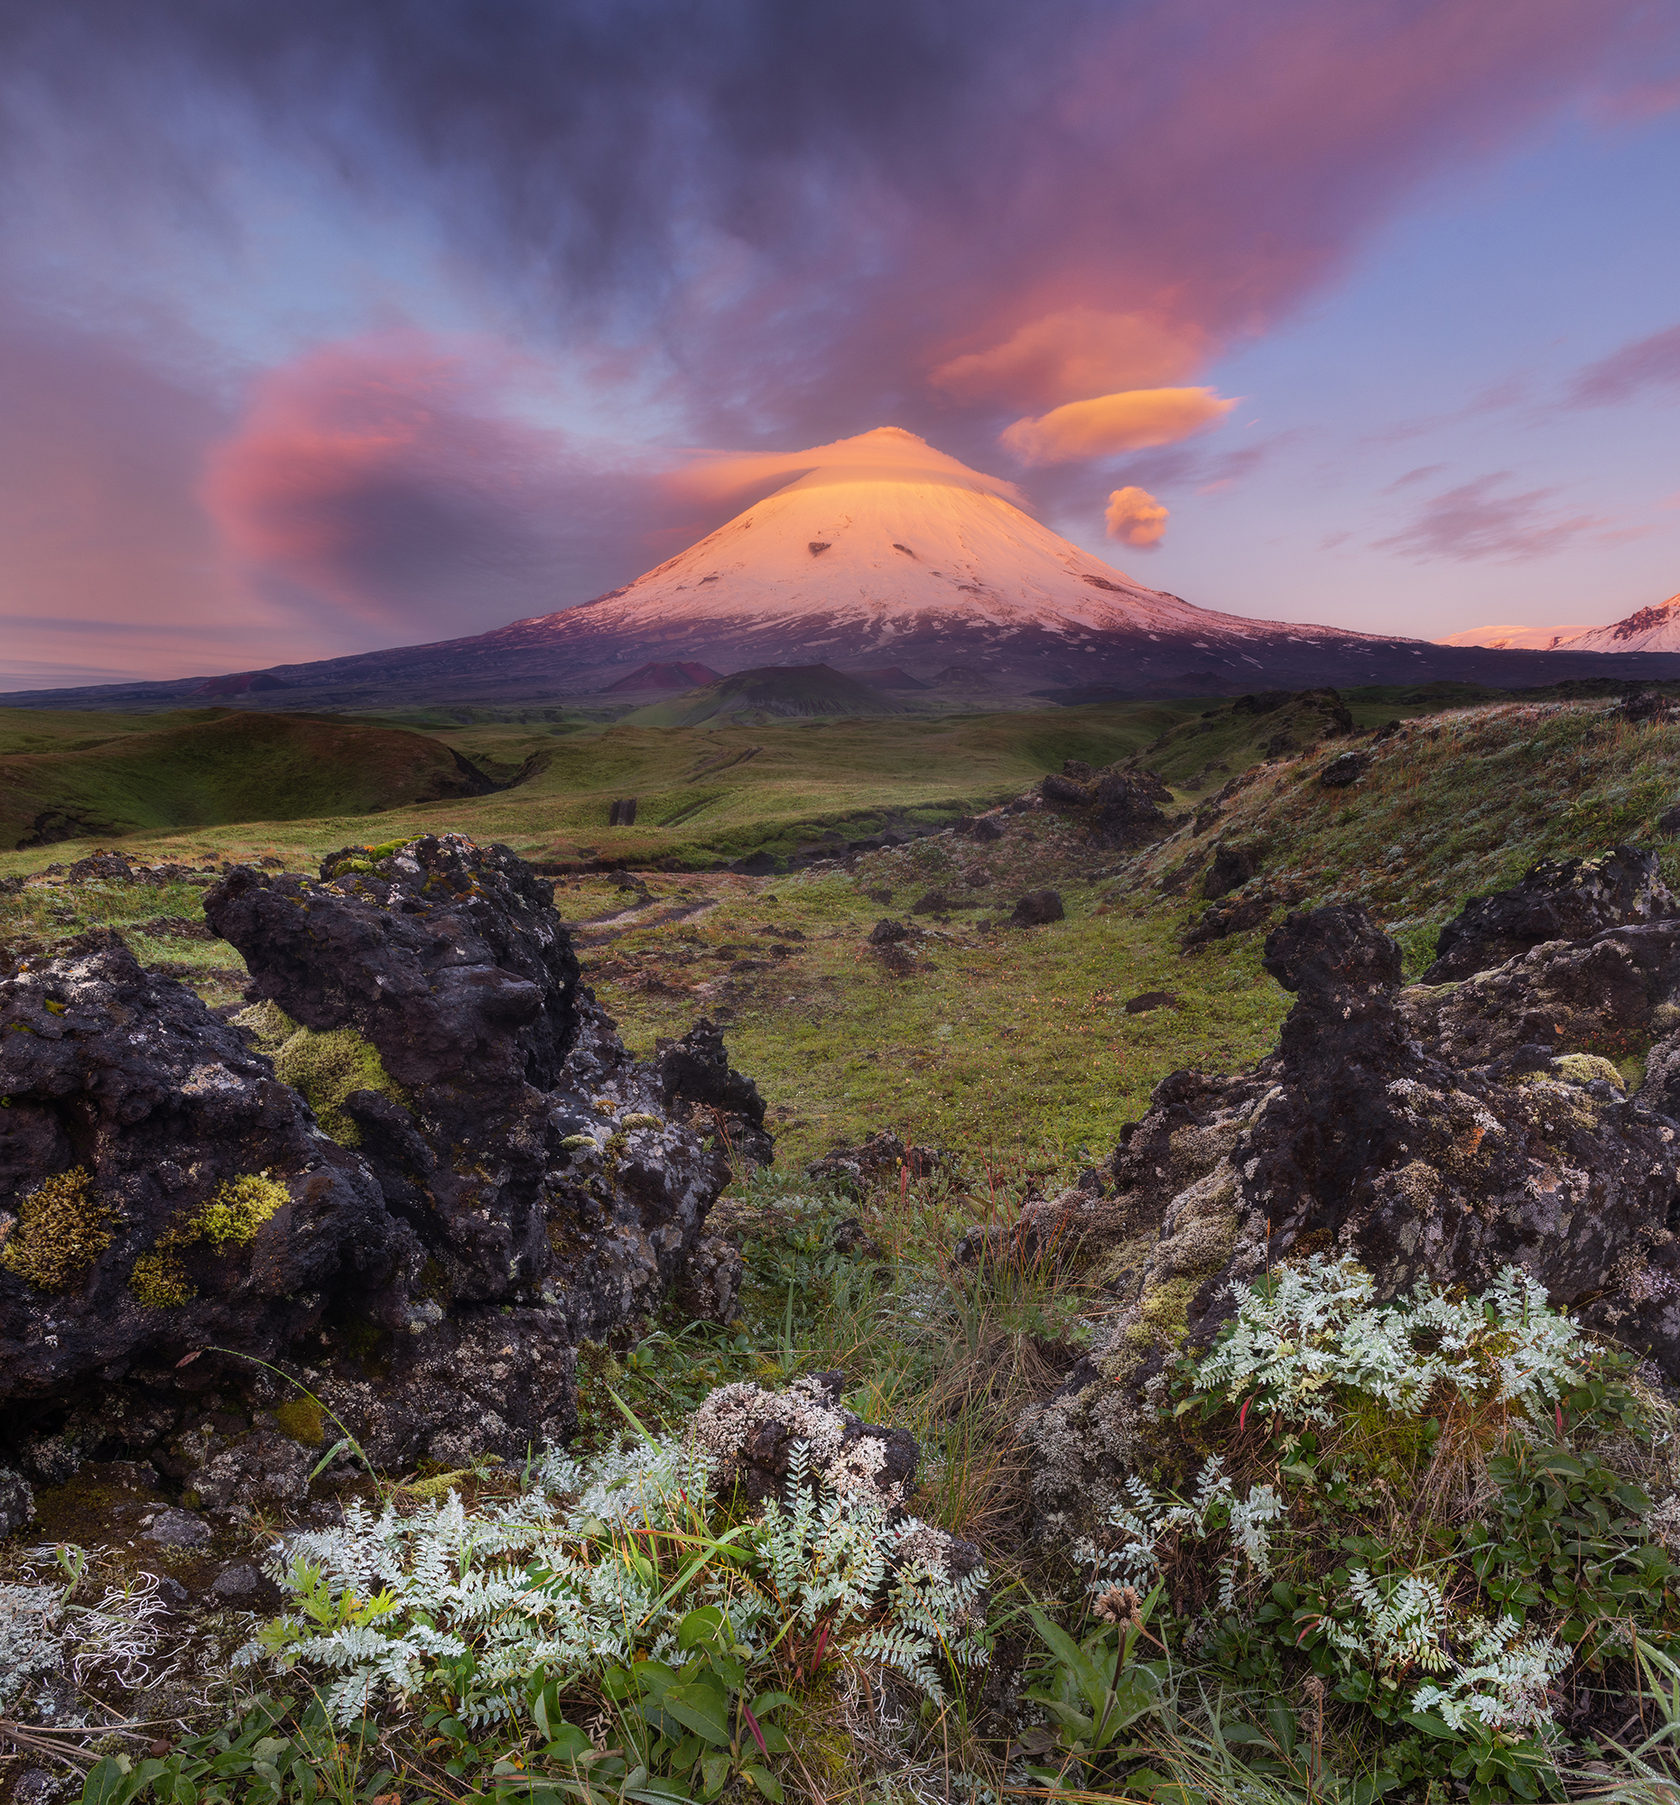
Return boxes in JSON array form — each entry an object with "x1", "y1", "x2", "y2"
[
  {"x1": 1553, "y1": 1052, "x2": 1625, "y2": 1091},
  {"x1": 272, "y1": 1023, "x2": 410, "y2": 1146},
  {"x1": 274, "y1": 1396, "x2": 326, "y2": 1447},
  {"x1": 0, "y1": 1168, "x2": 112, "y2": 1292}
]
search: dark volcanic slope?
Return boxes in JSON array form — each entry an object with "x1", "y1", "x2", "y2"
[{"x1": 6, "y1": 609, "x2": 1680, "y2": 715}]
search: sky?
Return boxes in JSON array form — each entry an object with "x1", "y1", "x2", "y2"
[{"x1": 2, "y1": 0, "x2": 1679, "y2": 690}]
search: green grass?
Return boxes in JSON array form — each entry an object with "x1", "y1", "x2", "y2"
[
  {"x1": 0, "y1": 699, "x2": 1203, "y2": 874},
  {"x1": 0, "y1": 710, "x2": 492, "y2": 849}
]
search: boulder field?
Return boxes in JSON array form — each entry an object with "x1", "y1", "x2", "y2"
[{"x1": 0, "y1": 833, "x2": 764, "y2": 1512}]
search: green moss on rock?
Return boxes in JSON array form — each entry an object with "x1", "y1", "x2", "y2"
[
  {"x1": 273, "y1": 1396, "x2": 325, "y2": 1447},
  {"x1": 1553, "y1": 1052, "x2": 1625, "y2": 1091},
  {"x1": 192, "y1": 1172, "x2": 289, "y2": 1248},
  {"x1": 0, "y1": 1167, "x2": 112, "y2": 1292},
  {"x1": 272, "y1": 1023, "x2": 409, "y2": 1146},
  {"x1": 129, "y1": 1248, "x2": 195, "y2": 1309}
]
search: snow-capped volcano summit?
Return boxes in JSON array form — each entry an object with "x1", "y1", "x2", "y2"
[
  {"x1": 490, "y1": 426, "x2": 1388, "y2": 690},
  {"x1": 12, "y1": 430, "x2": 1680, "y2": 714}
]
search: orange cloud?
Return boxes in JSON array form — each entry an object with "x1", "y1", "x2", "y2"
[
  {"x1": 672, "y1": 424, "x2": 1028, "y2": 508},
  {"x1": 1105, "y1": 485, "x2": 1169, "y2": 549},
  {"x1": 930, "y1": 309, "x2": 1208, "y2": 408},
  {"x1": 1000, "y1": 387, "x2": 1236, "y2": 465}
]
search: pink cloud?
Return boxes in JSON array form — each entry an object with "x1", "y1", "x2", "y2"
[
  {"x1": 1569, "y1": 323, "x2": 1680, "y2": 405},
  {"x1": 1375, "y1": 472, "x2": 1628, "y2": 563},
  {"x1": 930, "y1": 310, "x2": 1208, "y2": 409},
  {"x1": 200, "y1": 334, "x2": 668, "y2": 632},
  {"x1": 1001, "y1": 388, "x2": 1235, "y2": 465},
  {"x1": 1104, "y1": 485, "x2": 1169, "y2": 549}
]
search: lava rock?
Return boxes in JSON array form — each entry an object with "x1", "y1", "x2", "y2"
[
  {"x1": 1123, "y1": 990, "x2": 1179, "y2": 1014},
  {"x1": 1423, "y1": 845, "x2": 1677, "y2": 983},
  {"x1": 868, "y1": 917, "x2": 910, "y2": 945},
  {"x1": 1088, "y1": 770, "x2": 1172, "y2": 848},
  {"x1": 910, "y1": 889, "x2": 954, "y2": 914},
  {"x1": 1404, "y1": 921, "x2": 1680, "y2": 1069},
  {"x1": 1011, "y1": 889, "x2": 1066, "y2": 927},
  {"x1": 1039, "y1": 772, "x2": 1093, "y2": 806},
  {"x1": 965, "y1": 815, "x2": 1007, "y2": 843},
  {"x1": 1620, "y1": 690, "x2": 1678, "y2": 723},
  {"x1": 0, "y1": 932, "x2": 404, "y2": 1404},
  {"x1": 1200, "y1": 841, "x2": 1263, "y2": 900},
  {"x1": 1022, "y1": 902, "x2": 1680, "y2": 1521},
  {"x1": 207, "y1": 835, "x2": 734, "y2": 1335},
  {"x1": 144, "y1": 1507, "x2": 211, "y2": 1548},
  {"x1": 208, "y1": 1562, "x2": 273, "y2": 1605},
  {"x1": 1182, "y1": 885, "x2": 1291, "y2": 948},
  {"x1": 656, "y1": 1017, "x2": 774, "y2": 1171},
  {"x1": 0, "y1": 1465, "x2": 34, "y2": 1538},
  {"x1": 1319, "y1": 750, "x2": 1369, "y2": 788},
  {"x1": 807, "y1": 1130, "x2": 953, "y2": 1191}
]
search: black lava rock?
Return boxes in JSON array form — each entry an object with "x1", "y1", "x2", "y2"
[{"x1": 1423, "y1": 845, "x2": 1676, "y2": 983}]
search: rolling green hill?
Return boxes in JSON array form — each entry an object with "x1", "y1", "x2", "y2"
[
  {"x1": 0, "y1": 709, "x2": 495, "y2": 849},
  {"x1": 0, "y1": 699, "x2": 1203, "y2": 873}
]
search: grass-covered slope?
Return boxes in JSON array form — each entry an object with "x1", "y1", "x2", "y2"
[
  {"x1": 1149, "y1": 696, "x2": 1680, "y2": 965},
  {"x1": 0, "y1": 700, "x2": 1199, "y2": 875},
  {"x1": 0, "y1": 709, "x2": 492, "y2": 849}
]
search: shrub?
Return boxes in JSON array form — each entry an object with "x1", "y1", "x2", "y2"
[{"x1": 1069, "y1": 1259, "x2": 1679, "y2": 1804}]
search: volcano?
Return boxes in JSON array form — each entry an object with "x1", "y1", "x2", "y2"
[{"x1": 8, "y1": 429, "x2": 1680, "y2": 712}]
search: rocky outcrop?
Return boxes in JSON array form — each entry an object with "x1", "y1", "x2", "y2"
[
  {"x1": 206, "y1": 834, "x2": 743, "y2": 1336},
  {"x1": 1423, "y1": 845, "x2": 1676, "y2": 982},
  {"x1": 1011, "y1": 888, "x2": 1065, "y2": 927},
  {"x1": 656, "y1": 1016, "x2": 774, "y2": 1173},
  {"x1": 2, "y1": 835, "x2": 761, "y2": 1505},
  {"x1": 0, "y1": 931, "x2": 405, "y2": 1402},
  {"x1": 1018, "y1": 902, "x2": 1680, "y2": 1519},
  {"x1": 1038, "y1": 764, "x2": 1172, "y2": 848}
]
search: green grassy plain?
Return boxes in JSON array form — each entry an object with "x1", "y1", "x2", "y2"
[{"x1": 0, "y1": 699, "x2": 1203, "y2": 875}]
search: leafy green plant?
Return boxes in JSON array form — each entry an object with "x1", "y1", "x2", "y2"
[{"x1": 1020, "y1": 1584, "x2": 1167, "y2": 1784}]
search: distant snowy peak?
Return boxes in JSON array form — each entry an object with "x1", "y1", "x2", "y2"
[
  {"x1": 1437, "y1": 624, "x2": 1592, "y2": 651},
  {"x1": 1560, "y1": 594, "x2": 1680, "y2": 654},
  {"x1": 1439, "y1": 594, "x2": 1680, "y2": 655},
  {"x1": 506, "y1": 427, "x2": 1380, "y2": 653}
]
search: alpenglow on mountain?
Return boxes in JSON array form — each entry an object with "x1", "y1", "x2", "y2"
[{"x1": 8, "y1": 429, "x2": 1680, "y2": 711}]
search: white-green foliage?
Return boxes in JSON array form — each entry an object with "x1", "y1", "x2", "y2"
[
  {"x1": 758, "y1": 1444, "x2": 989, "y2": 1699},
  {"x1": 1078, "y1": 1457, "x2": 1284, "y2": 1609},
  {"x1": 250, "y1": 1430, "x2": 989, "y2": 1727},
  {"x1": 1192, "y1": 1257, "x2": 1580, "y2": 1426},
  {"x1": 1328, "y1": 1570, "x2": 1566, "y2": 1735}
]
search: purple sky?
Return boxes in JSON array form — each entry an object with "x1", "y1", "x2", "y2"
[{"x1": 2, "y1": 0, "x2": 1678, "y2": 689}]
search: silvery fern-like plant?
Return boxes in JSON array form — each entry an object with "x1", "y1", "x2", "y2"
[
  {"x1": 247, "y1": 1424, "x2": 990, "y2": 1727},
  {"x1": 1192, "y1": 1257, "x2": 1580, "y2": 1426},
  {"x1": 1078, "y1": 1457, "x2": 1284, "y2": 1608}
]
